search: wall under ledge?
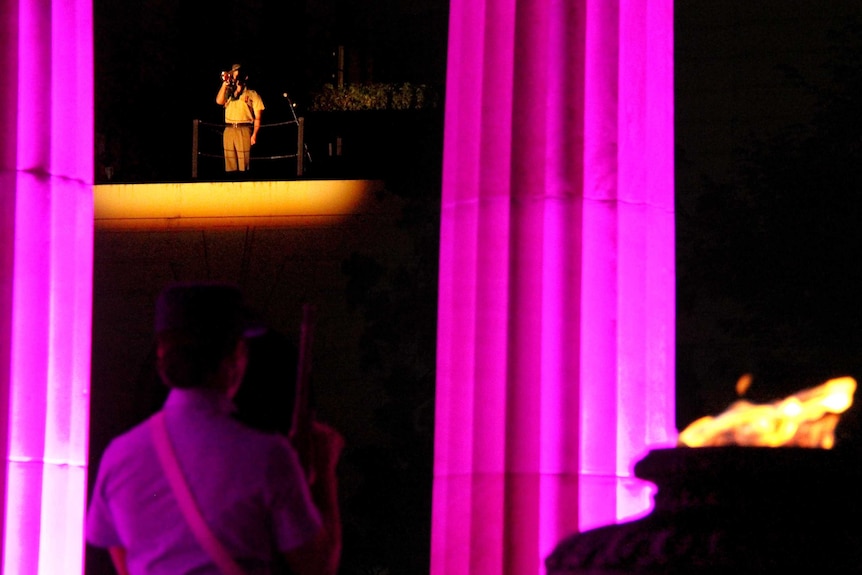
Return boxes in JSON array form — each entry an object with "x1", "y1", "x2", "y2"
[{"x1": 87, "y1": 178, "x2": 417, "y2": 575}]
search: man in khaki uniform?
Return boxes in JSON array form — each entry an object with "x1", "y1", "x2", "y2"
[{"x1": 216, "y1": 64, "x2": 265, "y2": 173}]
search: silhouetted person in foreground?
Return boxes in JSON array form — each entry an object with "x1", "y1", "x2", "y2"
[{"x1": 87, "y1": 282, "x2": 343, "y2": 575}]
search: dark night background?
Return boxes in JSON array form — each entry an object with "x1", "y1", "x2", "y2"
[
  {"x1": 675, "y1": 3, "x2": 862, "y2": 447},
  {"x1": 89, "y1": 1, "x2": 862, "y2": 574}
]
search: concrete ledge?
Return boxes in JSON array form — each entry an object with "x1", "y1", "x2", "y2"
[{"x1": 94, "y1": 180, "x2": 387, "y2": 230}]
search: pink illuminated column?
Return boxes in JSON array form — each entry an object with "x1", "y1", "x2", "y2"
[
  {"x1": 0, "y1": 0, "x2": 94, "y2": 573},
  {"x1": 432, "y1": 0, "x2": 674, "y2": 574}
]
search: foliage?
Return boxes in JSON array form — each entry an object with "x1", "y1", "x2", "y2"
[{"x1": 309, "y1": 83, "x2": 441, "y2": 112}]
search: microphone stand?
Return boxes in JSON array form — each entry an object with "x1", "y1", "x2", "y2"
[{"x1": 283, "y1": 93, "x2": 312, "y2": 167}]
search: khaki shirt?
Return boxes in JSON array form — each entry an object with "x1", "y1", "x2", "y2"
[{"x1": 224, "y1": 88, "x2": 264, "y2": 123}]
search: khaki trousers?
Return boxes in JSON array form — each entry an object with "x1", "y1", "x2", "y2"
[{"x1": 223, "y1": 125, "x2": 252, "y2": 171}]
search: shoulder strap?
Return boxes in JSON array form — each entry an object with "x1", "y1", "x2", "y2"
[{"x1": 149, "y1": 412, "x2": 248, "y2": 575}]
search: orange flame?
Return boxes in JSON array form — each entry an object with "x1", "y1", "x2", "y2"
[{"x1": 678, "y1": 377, "x2": 856, "y2": 449}]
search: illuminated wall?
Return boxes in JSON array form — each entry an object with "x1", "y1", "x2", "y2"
[
  {"x1": 0, "y1": 0, "x2": 94, "y2": 573},
  {"x1": 432, "y1": 1, "x2": 675, "y2": 574}
]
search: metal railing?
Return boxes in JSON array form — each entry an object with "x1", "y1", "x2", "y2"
[{"x1": 191, "y1": 117, "x2": 305, "y2": 178}]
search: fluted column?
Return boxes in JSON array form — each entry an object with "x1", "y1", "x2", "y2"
[
  {"x1": 431, "y1": 0, "x2": 675, "y2": 574},
  {"x1": 0, "y1": 0, "x2": 94, "y2": 573}
]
